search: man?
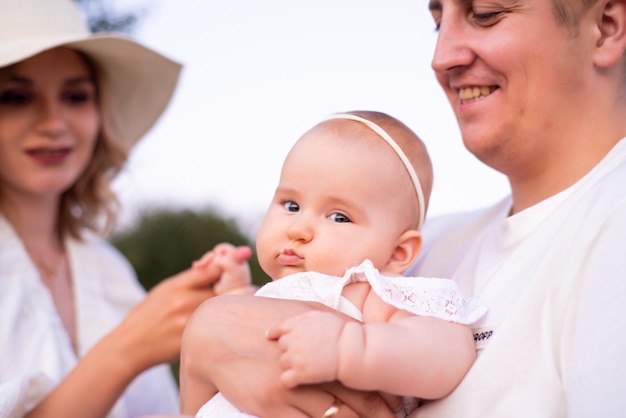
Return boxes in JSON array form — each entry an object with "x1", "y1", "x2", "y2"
[
  {"x1": 181, "y1": 0, "x2": 626, "y2": 416},
  {"x1": 405, "y1": 0, "x2": 626, "y2": 416}
]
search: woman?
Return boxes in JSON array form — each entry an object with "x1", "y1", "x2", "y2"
[{"x1": 0, "y1": 1, "x2": 223, "y2": 417}]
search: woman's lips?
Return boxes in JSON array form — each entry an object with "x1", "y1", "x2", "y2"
[{"x1": 26, "y1": 147, "x2": 72, "y2": 164}]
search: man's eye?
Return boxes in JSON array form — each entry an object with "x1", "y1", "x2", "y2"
[
  {"x1": 283, "y1": 201, "x2": 299, "y2": 212},
  {"x1": 471, "y1": 11, "x2": 503, "y2": 26},
  {"x1": 0, "y1": 90, "x2": 32, "y2": 106},
  {"x1": 329, "y1": 213, "x2": 351, "y2": 223}
]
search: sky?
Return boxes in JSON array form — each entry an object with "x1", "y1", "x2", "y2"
[{"x1": 110, "y1": 0, "x2": 509, "y2": 234}]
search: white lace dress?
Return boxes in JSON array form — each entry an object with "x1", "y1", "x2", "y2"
[{"x1": 196, "y1": 260, "x2": 487, "y2": 418}]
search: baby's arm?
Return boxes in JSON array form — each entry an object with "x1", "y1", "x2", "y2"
[
  {"x1": 266, "y1": 308, "x2": 476, "y2": 400},
  {"x1": 192, "y1": 243, "x2": 257, "y2": 295}
]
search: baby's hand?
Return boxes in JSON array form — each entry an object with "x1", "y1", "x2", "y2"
[
  {"x1": 193, "y1": 243, "x2": 254, "y2": 295},
  {"x1": 265, "y1": 310, "x2": 345, "y2": 388}
]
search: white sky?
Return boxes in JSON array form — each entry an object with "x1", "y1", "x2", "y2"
[{"x1": 111, "y1": 0, "x2": 509, "y2": 234}]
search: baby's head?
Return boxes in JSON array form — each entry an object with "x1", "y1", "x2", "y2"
[
  {"x1": 256, "y1": 110, "x2": 433, "y2": 279},
  {"x1": 321, "y1": 111, "x2": 433, "y2": 229}
]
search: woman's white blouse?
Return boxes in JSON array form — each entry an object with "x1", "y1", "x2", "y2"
[{"x1": 0, "y1": 216, "x2": 178, "y2": 418}]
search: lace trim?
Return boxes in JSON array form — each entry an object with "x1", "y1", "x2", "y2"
[{"x1": 256, "y1": 260, "x2": 487, "y2": 325}]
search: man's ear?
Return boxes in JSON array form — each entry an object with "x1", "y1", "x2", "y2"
[
  {"x1": 384, "y1": 230, "x2": 422, "y2": 274},
  {"x1": 593, "y1": 0, "x2": 626, "y2": 68}
]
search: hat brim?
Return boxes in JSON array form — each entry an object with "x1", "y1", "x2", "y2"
[
  {"x1": 68, "y1": 35, "x2": 182, "y2": 150},
  {"x1": 2, "y1": 34, "x2": 182, "y2": 150}
]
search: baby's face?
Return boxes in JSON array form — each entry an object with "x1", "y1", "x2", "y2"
[{"x1": 256, "y1": 122, "x2": 416, "y2": 279}]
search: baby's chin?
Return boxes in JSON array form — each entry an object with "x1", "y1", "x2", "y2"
[{"x1": 271, "y1": 265, "x2": 306, "y2": 280}]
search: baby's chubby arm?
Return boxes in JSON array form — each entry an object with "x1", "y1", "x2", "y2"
[
  {"x1": 266, "y1": 308, "x2": 476, "y2": 400},
  {"x1": 192, "y1": 243, "x2": 258, "y2": 296}
]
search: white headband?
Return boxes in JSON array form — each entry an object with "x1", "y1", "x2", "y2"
[{"x1": 325, "y1": 113, "x2": 426, "y2": 230}]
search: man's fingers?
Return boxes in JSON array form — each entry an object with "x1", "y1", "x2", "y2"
[{"x1": 320, "y1": 383, "x2": 396, "y2": 418}]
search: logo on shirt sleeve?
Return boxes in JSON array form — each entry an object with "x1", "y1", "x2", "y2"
[{"x1": 472, "y1": 325, "x2": 496, "y2": 350}]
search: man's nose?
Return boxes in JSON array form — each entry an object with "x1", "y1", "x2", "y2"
[{"x1": 431, "y1": 12, "x2": 475, "y2": 75}]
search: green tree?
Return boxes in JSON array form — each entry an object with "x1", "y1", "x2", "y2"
[{"x1": 110, "y1": 208, "x2": 270, "y2": 291}]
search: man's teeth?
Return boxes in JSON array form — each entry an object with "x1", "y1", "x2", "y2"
[{"x1": 459, "y1": 86, "x2": 495, "y2": 101}]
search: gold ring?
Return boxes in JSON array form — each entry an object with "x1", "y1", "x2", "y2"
[{"x1": 322, "y1": 397, "x2": 342, "y2": 418}]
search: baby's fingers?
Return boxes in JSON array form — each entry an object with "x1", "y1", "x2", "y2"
[
  {"x1": 265, "y1": 312, "x2": 308, "y2": 341},
  {"x1": 266, "y1": 312, "x2": 316, "y2": 341},
  {"x1": 233, "y1": 245, "x2": 252, "y2": 262},
  {"x1": 265, "y1": 321, "x2": 289, "y2": 341},
  {"x1": 280, "y1": 368, "x2": 300, "y2": 389}
]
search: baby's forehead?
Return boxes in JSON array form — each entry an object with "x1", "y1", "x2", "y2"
[
  {"x1": 286, "y1": 130, "x2": 409, "y2": 186},
  {"x1": 297, "y1": 119, "x2": 395, "y2": 149},
  {"x1": 289, "y1": 120, "x2": 415, "y2": 177}
]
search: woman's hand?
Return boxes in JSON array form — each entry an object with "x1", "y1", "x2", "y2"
[{"x1": 111, "y1": 263, "x2": 222, "y2": 375}]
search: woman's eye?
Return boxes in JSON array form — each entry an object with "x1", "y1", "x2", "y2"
[
  {"x1": 62, "y1": 90, "x2": 92, "y2": 105},
  {"x1": 0, "y1": 90, "x2": 32, "y2": 106},
  {"x1": 282, "y1": 201, "x2": 299, "y2": 212},
  {"x1": 329, "y1": 212, "x2": 351, "y2": 223}
]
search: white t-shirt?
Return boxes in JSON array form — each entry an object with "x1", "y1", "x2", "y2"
[
  {"x1": 0, "y1": 216, "x2": 179, "y2": 418},
  {"x1": 406, "y1": 137, "x2": 626, "y2": 418}
]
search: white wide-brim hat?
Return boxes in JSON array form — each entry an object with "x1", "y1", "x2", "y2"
[{"x1": 0, "y1": 0, "x2": 182, "y2": 150}]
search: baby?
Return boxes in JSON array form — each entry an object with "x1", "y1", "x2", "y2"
[{"x1": 181, "y1": 111, "x2": 486, "y2": 417}]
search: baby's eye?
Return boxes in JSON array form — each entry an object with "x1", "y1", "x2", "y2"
[
  {"x1": 328, "y1": 212, "x2": 351, "y2": 223},
  {"x1": 282, "y1": 201, "x2": 300, "y2": 212},
  {"x1": 0, "y1": 90, "x2": 32, "y2": 106}
]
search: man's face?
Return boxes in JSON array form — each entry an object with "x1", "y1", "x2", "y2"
[{"x1": 428, "y1": 0, "x2": 592, "y2": 179}]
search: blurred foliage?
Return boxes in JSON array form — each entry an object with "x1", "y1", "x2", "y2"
[
  {"x1": 74, "y1": 0, "x2": 146, "y2": 34},
  {"x1": 110, "y1": 208, "x2": 270, "y2": 291}
]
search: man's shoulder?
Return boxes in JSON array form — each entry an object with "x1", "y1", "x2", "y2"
[
  {"x1": 423, "y1": 198, "x2": 510, "y2": 243},
  {"x1": 406, "y1": 198, "x2": 511, "y2": 277}
]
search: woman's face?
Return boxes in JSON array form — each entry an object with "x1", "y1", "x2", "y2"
[{"x1": 0, "y1": 47, "x2": 100, "y2": 203}]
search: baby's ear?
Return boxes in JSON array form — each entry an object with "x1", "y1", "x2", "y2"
[{"x1": 385, "y1": 230, "x2": 422, "y2": 274}]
